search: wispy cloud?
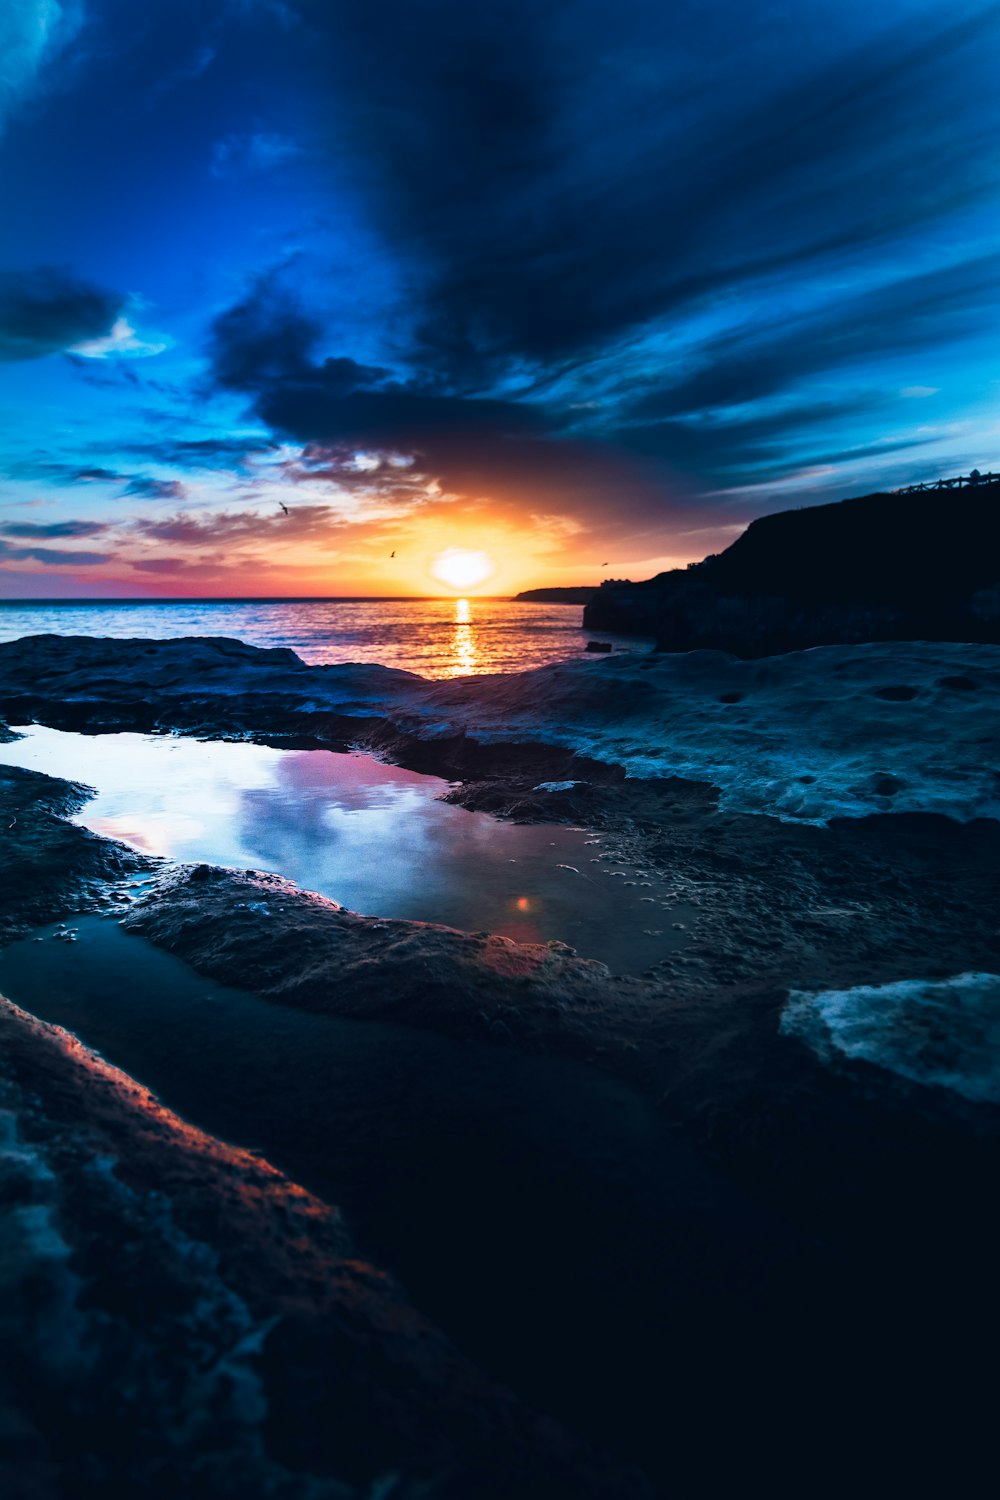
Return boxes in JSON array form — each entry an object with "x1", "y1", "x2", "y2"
[
  {"x1": 0, "y1": 0, "x2": 81, "y2": 137},
  {"x1": 0, "y1": 539, "x2": 109, "y2": 566},
  {"x1": 147, "y1": 40, "x2": 217, "y2": 108},
  {"x1": 123, "y1": 476, "x2": 188, "y2": 500},
  {"x1": 211, "y1": 130, "x2": 303, "y2": 178},
  {"x1": 130, "y1": 503, "x2": 343, "y2": 548},
  {"x1": 71, "y1": 314, "x2": 170, "y2": 360},
  {"x1": 0, "y1": 519, "x2": 108, "y2": 538}
]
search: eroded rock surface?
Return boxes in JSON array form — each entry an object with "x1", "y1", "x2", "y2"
[
  {"x1": 0, "y1": 761, "x2": 151, "y2": 943},
  {"x1": 0, "y1": 997, "x2": 642, "y2": 1500},
  {"x1": 2, "y1": 631, "x2": 999, "y2": 822},
  {"x1": 3, "y1": 634, "x2": 1000, "y2": 1493}
]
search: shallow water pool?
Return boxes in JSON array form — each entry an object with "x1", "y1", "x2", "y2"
[{"x1": 0, "y1": 724, "x2": 693, "y2": 972}]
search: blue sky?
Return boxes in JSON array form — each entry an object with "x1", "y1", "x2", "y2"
[{"x1": 1, "y1": 0, "x2": 998, "y2": 596}]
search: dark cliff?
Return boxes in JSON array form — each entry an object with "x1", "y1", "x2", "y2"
[{"x1": 583, "y1": 480, "x2": 1000, "y2": 655}]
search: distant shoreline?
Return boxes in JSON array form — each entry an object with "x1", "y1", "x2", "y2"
[{"x1": 512, "y1": 586, "x2": 598, "y2": 604}]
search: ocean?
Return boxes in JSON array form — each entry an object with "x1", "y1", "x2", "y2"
[{"x1": 0, "y1": 596, "x2": 645, "y2": 679}]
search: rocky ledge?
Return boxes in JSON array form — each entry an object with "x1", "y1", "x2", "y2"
[
  {"x1": 3, "y1": 694, "x2": 1000, "y2": 1490},
  {"x1": 3, "y1": 630, "x2": 1000, "y2": 823}
]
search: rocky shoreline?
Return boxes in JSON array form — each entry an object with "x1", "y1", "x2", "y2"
[
  {"x1": 0, "y1": 770, "x2": 653, "y2": 1499},
  {"x1": 2, "y1": 633, "x2": 1000, "y2": 1492},
  {"x1": 1, "y1": 992, "x2": 640, "y2": 1500}
]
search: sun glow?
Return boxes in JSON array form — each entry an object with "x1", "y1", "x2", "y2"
[{"x1": 429, "y1": 547, "x2": 495, "y2": 591}]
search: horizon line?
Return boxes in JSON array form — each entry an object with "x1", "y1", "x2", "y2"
[{"x1": 0, "y1": 593, "x2": 590, "y2": 604}]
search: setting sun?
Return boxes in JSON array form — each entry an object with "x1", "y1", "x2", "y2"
[{"x1": 429, "y1": 547, "x2": 496, "y2": 592}]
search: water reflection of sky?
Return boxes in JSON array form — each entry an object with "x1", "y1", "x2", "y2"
[{"x1": 0, "y1": 726, "x2": 691, "y2": 973}]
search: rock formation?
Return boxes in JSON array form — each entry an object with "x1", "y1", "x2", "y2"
[{"x1": 583, "y1": 479, "x2": 1000, "y2": 655}]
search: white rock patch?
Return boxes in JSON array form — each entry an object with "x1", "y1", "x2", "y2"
[{"x1": 781, "y1": 972, "x2": 1000, "y2": 1103}]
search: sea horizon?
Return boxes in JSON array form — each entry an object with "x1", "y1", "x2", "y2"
[
  {"x1": 0, "y1": 593, "x2": 634, "y2": 679},
  {"x1": 0, "y1": 593, "x2": 531, "y2": 603}
]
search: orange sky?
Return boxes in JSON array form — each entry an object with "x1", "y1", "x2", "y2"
[{"x1": 0, "y1": 469, "x2": 720, "y2": 598}]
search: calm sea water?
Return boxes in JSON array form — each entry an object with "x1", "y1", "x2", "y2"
[{"x1": 0, "y1": 597, "x2": 644, "y2": 678}]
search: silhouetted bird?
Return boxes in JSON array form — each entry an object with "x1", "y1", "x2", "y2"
[
  {"x1": 278, "y1": 502, "x2": 289, "y2": 516},
  {"x1": 601, "y1": 561, "x2": 609, "y2": 566},
  {"x1": 390, "y1": 550, "x2": 395, "y2": 557}
]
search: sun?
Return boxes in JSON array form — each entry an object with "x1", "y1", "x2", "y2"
[{"x1": 429, "y1": 547, "x2": 496, "y2": 592}]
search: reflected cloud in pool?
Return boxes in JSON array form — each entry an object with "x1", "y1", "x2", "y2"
[{"x1": 0, "y1": 725, "x2": 694, "y2": 972}]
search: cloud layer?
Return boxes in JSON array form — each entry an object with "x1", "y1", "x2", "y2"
[
  {"x1": 3, "y1": 0, "x2": 1000, "y2": 590},
  {"x1": 200, "y1": 2, "x2": 1000, "y2": 538}
]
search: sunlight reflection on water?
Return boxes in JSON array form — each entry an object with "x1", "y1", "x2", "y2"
[
  {"x1": 0, "y1": 725, "x2": 692, "y2": 973},
  {"x1": 0, "y1": 597, "x2": 649, "y2": 678},
  {"x1": 451, "y1": 597, "x2": 478, "y2": 675}
]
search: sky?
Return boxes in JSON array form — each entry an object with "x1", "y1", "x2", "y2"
[{"x1": 1, "y1": 0, "x2": 998, "y2": 598}]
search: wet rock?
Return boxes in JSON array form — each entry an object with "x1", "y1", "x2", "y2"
[
  {"x1": 0, "y1": 999, "x2": 643, "y2": 1499},
  {"x1": 0, "y1": 764, "x2": 153, "y2": 944}
]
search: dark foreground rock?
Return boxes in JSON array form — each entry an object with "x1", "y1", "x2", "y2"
[
  {"x1": 3, "y1": 755, "x2": 1000, "y2": 1492},
  {"x1": 4, "y1": 636, "x2": 1000, "y2": 1491},
  {"x1": 0, "y1": 997, "x2": 641, "y2": 1500},
  {"x1": 583, "y1": 479, "x2": 1000, "y2": 653},
  {"x1": 0, "y1": 762, "x2": 151, "y2": 943},
  {"x1": 4, "y1": 631, "x2": 1000, "y2": 824}
]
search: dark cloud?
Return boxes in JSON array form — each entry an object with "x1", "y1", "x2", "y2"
[
  {"x1": 0, "y1": 267, "x2": 125, "y2": 361},
  {"x1": 208, "y1": 272, "x2": 327, "y2": 392},
  {"x1": 209, "y1": 280, "x2": 550, "y2": 466},
  {"x1": 65, "y1": 356, "x2": 146, "y2": 389},
  {"x1": 258, "y1": 383, "x2": 551, "y2": 456},
  {"x1": 132, "y1": 557, "x2": 190, "y2": 573},
  {"x1": 771, "y1": 436, "x2": 939, "y2": 475},
  {"x1": 74, "y1": 466, "x2": 126, "y2": 482},
  {"x1": 622, "y1": 254, "x2": 1000, "y2": 422},
  {"x1": 5, "y1": 443, "x2": 275, "y2": 496},
  {"x1": 0, "y1": 540, "x2": 110, "y2": 566},
  {"x1": 2, "y1": 0, "x2": 998, "y2": 587},
  {"x1": 208, "y1": 278, "x2": 909, "y2": 530},
  {"x1": 142, "y1": 436, "x2": 278, "y2": 469},
  {"x1": 0, "y1": 520, "x2": 109, "y2": 539},
  {"x1": 609, "y1": 397, "x2": 891, "y2": 483},
  {"x1": 197, "y1": 2, "x2": 1000, "y2": 539},
  {"x1": 131, "y1": 503, "x2": 343, "y2": 548},
  {"x1": 207, "y1": 274, "x2": 591, "y2": 503},
  {"x1": 123, "y1": 476, "x2": 189, "y2": 499},
  {"x1": 304, "y1": 3, "x2": 1000, "y2": 378},
  {"x1": 72, "y1": 440, "x2": 276, "y2": 482}
]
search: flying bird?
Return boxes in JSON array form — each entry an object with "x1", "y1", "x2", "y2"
[
  {"x1": 390, "y1": 549, "x2": 395, "y2": 558},
  {"x1": 278, "y1": 501, "x2": 289, "y2": 516}
]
